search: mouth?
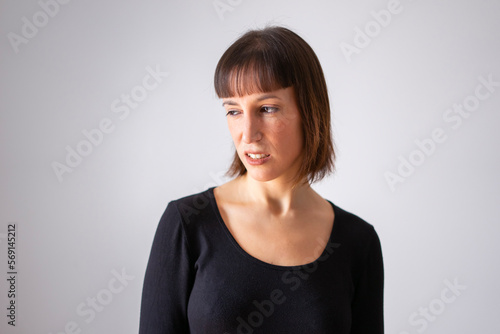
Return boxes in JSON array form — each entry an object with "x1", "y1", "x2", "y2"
[
  {"x1": 246, "y1": 153, "x2": 271, "y2": 160},
  {"x1": 244, "y1": 152, "x2": 271, "y2": 165}
]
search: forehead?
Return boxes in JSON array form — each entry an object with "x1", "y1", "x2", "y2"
[{"x1": 222, "y1": 87, "x2": 295, "y2": 106}]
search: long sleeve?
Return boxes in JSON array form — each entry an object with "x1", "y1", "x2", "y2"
[
  {"x1": 350, "y1": 227, "x2": 384, "y2": 333},
  {"x1": 139, "y1": 201, "x2": 195, "y2": 333}
]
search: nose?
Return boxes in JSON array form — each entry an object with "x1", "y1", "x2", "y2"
[{"x1": 241, "y1": 112, "x2": 262, "y2": 143}]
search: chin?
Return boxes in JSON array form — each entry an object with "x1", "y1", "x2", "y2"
[{"x1": 245, "y1": 168, "x2": 280, "y2": 183}]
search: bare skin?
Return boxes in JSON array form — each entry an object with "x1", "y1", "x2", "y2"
[
  {"x1": 214, "y1": 175, "x2": 334, "y2": 267},
  {"x1": 215, "y1": 87, "x2": 335, "y2": 267}
]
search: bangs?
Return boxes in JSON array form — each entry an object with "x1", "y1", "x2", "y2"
[{"x1": 214, "y1": 40, "x2": 294, "y2": 98}]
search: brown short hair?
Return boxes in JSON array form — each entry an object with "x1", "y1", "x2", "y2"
[{"x1": 214, "y1": 26, "x2": 336, "y2": 188}]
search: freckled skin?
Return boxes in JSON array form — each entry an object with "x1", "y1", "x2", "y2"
[{"x1": 223, "y1": 87, "x2": 303, "y2": 184}]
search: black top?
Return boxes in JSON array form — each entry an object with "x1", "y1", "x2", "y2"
[{"x1": 139, "y1": 187, "x2": 384, "y2": 333}]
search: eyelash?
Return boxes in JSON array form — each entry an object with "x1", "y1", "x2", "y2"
[{"x1": 225, "y1": 106, "x2": 278, "y2": 117}]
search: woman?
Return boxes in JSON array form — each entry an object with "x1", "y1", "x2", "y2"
[{"x1": 139, "y1": 26, "x2": 384, "y2": 333}]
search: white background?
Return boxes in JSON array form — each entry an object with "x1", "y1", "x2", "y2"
[{"x1": 1, "y1": 0, "x2": 499, "y2": 333}]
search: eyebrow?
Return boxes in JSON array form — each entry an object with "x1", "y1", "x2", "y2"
[
  {"x1": 221, "y1": 94, "x2": 281, "y2": 107},
  {"x1": 222, "y1": 100, "x2": 238, "y2": 107}
]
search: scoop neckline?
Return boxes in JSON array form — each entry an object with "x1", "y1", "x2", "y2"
[{"x1": 207, "y1": 186, "x2": 339, "y2": 271}]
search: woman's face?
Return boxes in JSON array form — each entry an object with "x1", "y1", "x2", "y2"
[{"x1": 222, "y1": 87, "x2": 303, "y2": 184}]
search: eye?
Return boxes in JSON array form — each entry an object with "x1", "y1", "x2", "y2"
[
  {"x1": 261, "y1": 106, "x2": 278, "y2": 114},
  {"x1": 225, "y1": 110, "x2": 240, "y2": 117}
]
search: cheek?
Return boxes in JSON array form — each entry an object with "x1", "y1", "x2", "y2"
[
  {"x1": 271, "y1": 120, "x2": 287, "y2": 134},
  {"x1": 272, "y1": 115, "x2": 302, "y2": 144},
  {"x1": 272, "y1": 113, "x2": 298, "y2": 134},
  {"x1": 227, "y1": 121, "x2": 240, "y2": 142}
]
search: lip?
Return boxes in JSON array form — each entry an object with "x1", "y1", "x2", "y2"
[
  {"x1": 244, "y1": 150, "x2": 270, "y2": 155},
  {"x1": 244, "y1": 152, "x2": 271, "y2": 165}
]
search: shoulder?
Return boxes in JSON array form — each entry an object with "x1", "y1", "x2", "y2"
[
  {"x1": 332, "y1": 203, "x2": 377, "y2": 235},
  {"x1": 159, "y1": 187, "x2": 217, "y2": 235},
  {"x1": 329, "y1": 202, "x2": 381, "y2": 254},
  {"x1": 330, "y1": 202, "x2": 383, "y2": 277},
  {"x1": 153, "y1": 188, "x2": 217, "y2": 253}
]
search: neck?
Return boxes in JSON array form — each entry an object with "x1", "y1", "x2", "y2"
[{"x1": 236, "y1": 173, "x2": 312, "y2": 216}]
